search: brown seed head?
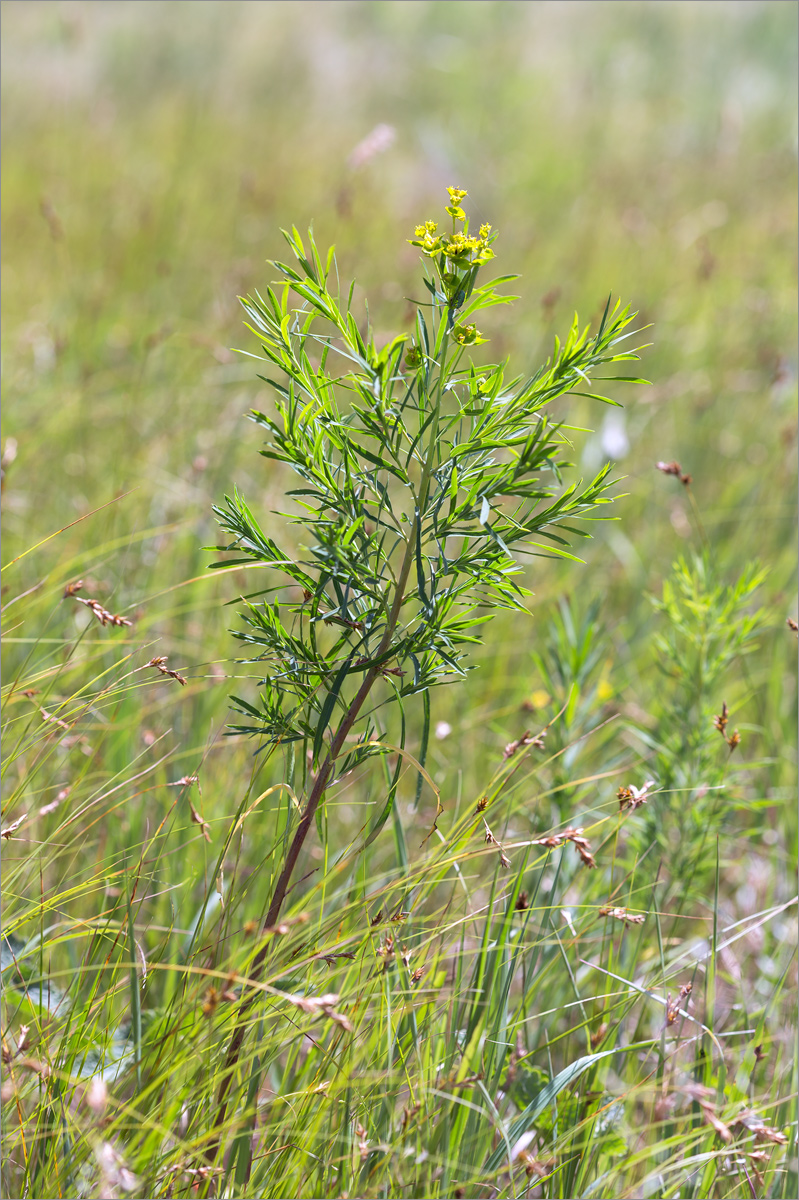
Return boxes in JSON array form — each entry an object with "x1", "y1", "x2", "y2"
[
  {"x1": 189, "y1": 802, "x2": 211, "y2": 843},
  {"x1": 590, "y1": 1022, "x2": 609, "y2": 1048},
  {"x1": 503, "y1": 729, "x2": 546, "y2": 760},
  {"x1": 656, "y1": 460, "x2": 692, "y2": 486},
  {"x1": 618, "y1": 779, "x2": 655, "y2": 812},
  {"x1": 712, "y1": 702, "x2": 729, "y2": 736},
  {"x1": 202, "y1": 988, "x2": 220, "y2": 1017},
  {"x1": 754, "y1": 1124, "x2": 788, "y2": 1145},
  {"x1": 74, "y1": 596, "x2": 133, "y2": 628},
  {"x1": 564, "y1": 827, "x2": 597, "y2": 868},
  {"x1": 599, "y1": 905, "x2": 644, "y2": 925},
  {"x1": 147, "y1": 656, "x2": 187, "y2": 686}
]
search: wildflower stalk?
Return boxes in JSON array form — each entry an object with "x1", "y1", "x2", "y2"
[{"x1": 208, "y1": 187, "x2": 648, "y2": 1157}]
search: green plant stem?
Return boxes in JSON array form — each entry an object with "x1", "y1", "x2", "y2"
[{"x1": 208, "y1": 326, "x2": 450, "y2": 1163}]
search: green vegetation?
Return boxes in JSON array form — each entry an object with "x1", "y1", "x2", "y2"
[{"x1": 2, "y1": 4, "x2": 796, "y2": 1198}]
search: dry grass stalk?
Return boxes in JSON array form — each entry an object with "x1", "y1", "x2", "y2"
[
  {"x1": 482, "y1": 818, "x2": 512, "y2": 868},
  {"x1": 188, "y1": 801, "x2": 211, "y2": 842}
]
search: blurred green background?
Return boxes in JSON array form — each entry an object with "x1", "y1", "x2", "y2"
[{"x1": 2, "y1": 0, "x2": 796, "y2": 906}]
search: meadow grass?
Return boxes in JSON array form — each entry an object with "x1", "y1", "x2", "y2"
[{"x1": 1, "y1": 4, "x2": 797, "y2": 1197}]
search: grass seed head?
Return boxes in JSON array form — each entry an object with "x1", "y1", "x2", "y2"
[{"x1": 657, "y1": 459, "x2": 692, "y2": 486}]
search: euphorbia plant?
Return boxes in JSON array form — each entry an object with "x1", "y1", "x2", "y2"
[{"x1": 210, "y1": 186, "x2": 647, "y2": 1140}]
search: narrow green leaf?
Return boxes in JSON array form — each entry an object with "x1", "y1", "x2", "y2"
[
  {"x1": 125, "y1": 882, "x2": 142, "y2": 1093},
  {"x1": 413, "y1": 688, "x2": 430, "y2": 810},
  {"x1": 312, "y1": 653, "x2": 355, "y2": 766},
  {"x1": 484, "y1": 1049, "x2": 619, "y2": 1173}
]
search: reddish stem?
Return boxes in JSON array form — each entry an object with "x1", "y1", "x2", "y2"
[{"x1": 207, "y1": 661, "x2": 380, "y2": 1162}]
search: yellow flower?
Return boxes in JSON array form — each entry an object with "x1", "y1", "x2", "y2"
[
  {"x1": 447, "y1": 186, "x2": 468, "y2": 204},
  {"x1": 408, "y1": 220, "x2": 443, "y2": 255},
  {"x1": 444, "y1": 232, "x2": 478, "y2": 261}
]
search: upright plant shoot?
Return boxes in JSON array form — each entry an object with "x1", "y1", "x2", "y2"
[{"x1": 211, "y1": 187, "x2": 647, "y2": 1139}]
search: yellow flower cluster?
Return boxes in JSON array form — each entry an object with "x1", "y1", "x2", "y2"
[
  {"x1": 404, "y1": 187, "x2": 495, "y2": 361},
  {"x1": 408, "y1": 187, "x2": 496, "y2": 267},
  {"x1": 412, "y1": 219, "x2": 442, "y2": 254}
]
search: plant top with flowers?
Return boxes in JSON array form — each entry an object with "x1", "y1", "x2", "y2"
[
  {"x1": 212, "y1": 183, "x2": 647, "y2": 939},
  {"x1": 409, "y1": 186, "x2": 496, "y2": 347}
]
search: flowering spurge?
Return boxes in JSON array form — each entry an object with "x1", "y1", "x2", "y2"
[{"x1": 209, "y1": 187, "x2": 647, "y2": 1154}]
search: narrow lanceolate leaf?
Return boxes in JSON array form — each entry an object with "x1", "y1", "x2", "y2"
[
  {"x1": 125, "y1": 885, "x2": 142, "y2": 1093},
  {"x1": 312, "y1": 652, "x2": 356, "y2": 766},
  {"x1": 484, "y1": 1050, "x2": 619, "y2": 1174}
]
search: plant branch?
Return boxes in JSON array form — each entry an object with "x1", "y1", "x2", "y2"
[{"x1": 208, "y1": 417, "x2": 437, "y2": 1155}]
